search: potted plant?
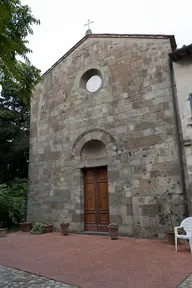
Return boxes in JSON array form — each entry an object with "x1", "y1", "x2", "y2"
[
  {"x1": 0, "y1": 228, "x2": 7, "y2": 238},
  {"x1": 60, "y1": 221, "x2": 69, "y2": 235},
  {"x1": 20, "y1": 218, "x2": 31, "y2": 232},
  {"x1": 108, "y1": 223, "x2": 119, "y2": 240},
  {"x1": 44, "y1": 223, "x2": 52, "y2": 233},
  {"x1": 148, "y1": 191, "x2": 185, "y2": 245},
  {"x1": 30, "y1": 223, "x2": 45, "y2": 234}
]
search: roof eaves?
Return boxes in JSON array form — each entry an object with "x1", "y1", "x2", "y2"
[{"x1": 169, "y1": 43, "x2": 192, "y2": 61}]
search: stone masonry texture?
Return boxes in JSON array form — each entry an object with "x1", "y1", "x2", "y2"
[
  {"x1": 178, "y1": 273, "x2": 192, "y2": 288},
  {"x1": 0, "y1": 265, "x2": 78, "y2": 288},
  {"x1": 28, "y1": 35, "x2": 184, "y2": 238}
]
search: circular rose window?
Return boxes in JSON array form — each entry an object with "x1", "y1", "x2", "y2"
[
  {"x1": 80, "y1": 69, "x2": 102, "y2": 93},
  {"x1": 86, "y1": 75, "x2": 102, "y2": 92}
]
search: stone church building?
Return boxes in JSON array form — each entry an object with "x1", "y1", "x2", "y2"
[{"x1": 28, "y1": 32, "x2": 191, "y2": 238}]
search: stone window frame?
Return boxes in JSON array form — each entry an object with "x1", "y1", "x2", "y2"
[
  {"x1": 72, "y1": 64, "x2": 109, "y2": 96},
  {"x1": 80, "y1": 69, "x2": 102, "y2": 93}
]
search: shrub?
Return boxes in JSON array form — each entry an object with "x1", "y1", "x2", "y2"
[
  {"x1": 30, "y1": 223, "x2": 45, "y2": 234},
  {"x1": 60, "y1": 221, "x2": 69, "y2": 226},
  {"x1": 0, "y1": 184, "x2": 11, "y2": 228},
  {"x1": 109, "y1": 223, "x2": 118, "y2": 227},
  {"x1": 0, "y1": 178, "x2": 28, "y2": 228}
]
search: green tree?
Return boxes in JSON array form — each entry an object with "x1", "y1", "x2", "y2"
[
  {"x1": 0, "y1": 178, "x2": 28, "y2": 228},
  {"x1": 0, "y1": 0, "x2": 41, "y2": 96},
  {"x1": 0, "y1": 64, "x2": 39, "y2": 183},
  {"x1": 0, "y1": 0, "x2": 41, "y2": 182},
  {"x1": 0, "y1": 1, "x2": 40, "y2": 228}
]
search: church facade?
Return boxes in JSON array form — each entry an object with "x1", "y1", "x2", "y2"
[{"x1": 28, "y1": 33, "x2": 186, "y2": 238}]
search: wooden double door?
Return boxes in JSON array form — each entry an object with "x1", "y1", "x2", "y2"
[{"x1": 84, "y1": 166, "x2": 109, "y2": 232}]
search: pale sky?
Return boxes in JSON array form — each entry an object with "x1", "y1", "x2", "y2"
[{"x1": 24, "y1": 0, "x2": 192, "y2": 74}]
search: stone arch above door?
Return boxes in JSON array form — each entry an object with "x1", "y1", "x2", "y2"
[
  {"x1": 72, "y1": 128, "x2": 118, "y2": 159},
  {"x1": 81, "y1": 139, "x2": 107, "y2": 160}
]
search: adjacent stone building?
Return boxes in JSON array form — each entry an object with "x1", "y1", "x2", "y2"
[
  {"x1": 170, "y1": 44, "x2": 192, "y2": 215},
  {"x1": 28, "y1": 33, "x2": 185, "y2": 238}
]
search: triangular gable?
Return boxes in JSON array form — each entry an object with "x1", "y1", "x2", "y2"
[{"x1": 42, "y1": 33, "x2": 176, "y2": 78}]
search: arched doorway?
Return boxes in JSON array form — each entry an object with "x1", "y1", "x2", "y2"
[{"x1": 81, "y1": 140, "x2": 109, "y2": 232}]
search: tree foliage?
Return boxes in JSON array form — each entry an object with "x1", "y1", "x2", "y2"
[
  {"x1": 0, "y1": 0, "x2": 40, "y2": 183},
  {"x1": 0, "y1": 0, "x2": 41, "y2": 93},
  {"x1": 0, "y1": 1, "x2": 41, "y2": 227},
  {"x1": 0, "y1": 65, "x2": 38, "y2": 183},
  {"x1": 0, "y1": 178, "x2": 28, "y2": 228}
]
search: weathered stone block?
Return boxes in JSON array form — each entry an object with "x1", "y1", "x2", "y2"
[
  {"x1": 108, "y1": 170, "x2": 120, "y2": 180},
  {"x1": 110, "y1": 215, "x2": 122, "y2": 224},
  {"x1": 142, "y1": 204, "x2": 159, "y2": 217},
  {"x1": 72, "y1": 213, "x2": 83, "y2": 222},
  {"x1": 127, "y1": 204, "x2": 133, "y2": 215},
  {"x1": 133, "y1": 180, "x2": 140, "y2": 189}
]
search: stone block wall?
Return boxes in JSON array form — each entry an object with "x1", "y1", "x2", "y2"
[{"x1": 28, "y1": 35, "x2": 184, "y2": 238}]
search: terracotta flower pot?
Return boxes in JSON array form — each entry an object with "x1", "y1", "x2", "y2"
[
  {"x1": 0, "y1": 228, "x2": 7, "y2": 238},
  {"x1": 44, "y1": 224, "x2": 52, "y2": 233},
  {"x1": 165, "y1": 231, "x2": 180, "y2": 245},
  {"x1": 20, "y1": 222, "x2": 31, "y2": 232},
  {"x1": 60, "y1": 223, "x2": 69, "y2": 235},
  {"x1": 108, "y1": 226, "x2": 118, "y2": 240}
]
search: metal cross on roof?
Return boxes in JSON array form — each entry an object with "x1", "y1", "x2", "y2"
[{"x1": 84, "y1": 19, "x2": 94, "y2": 30}]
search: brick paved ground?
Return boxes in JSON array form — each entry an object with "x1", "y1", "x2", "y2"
[
  {"x1": 0, "y1": 265, "x2": 78, "y2": 288},
  {"x1": 0, "y1": 232, "x2": 191, "y2": 288}
]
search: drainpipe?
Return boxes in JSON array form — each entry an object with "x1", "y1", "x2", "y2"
[{"x1": 169, "y1": 58, "x2": 189, "y2": 217}]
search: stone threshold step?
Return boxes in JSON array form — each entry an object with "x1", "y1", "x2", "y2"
[{"x1": 80, "y1": 231, "x2": 108, "y2": 236}]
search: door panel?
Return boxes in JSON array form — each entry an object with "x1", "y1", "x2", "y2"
[
  {"x1": 84, "y1": 166, "x2": 109, "y2": 232},
  {"x1": 85, "y1": 183, "x2": 95, "y2": 210},
  {"x1": 98, "y1": 182, "x2": 108, "y2": 210},
  {"x1": 98, "y1": 166, "x2": 107, "y2": 179},
  {"x1": 84, "y1": 170, "x2": 97, "y2": 231},
  {"x1": 84, "y1": 169, "x2": 95, "y2": 181}
]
